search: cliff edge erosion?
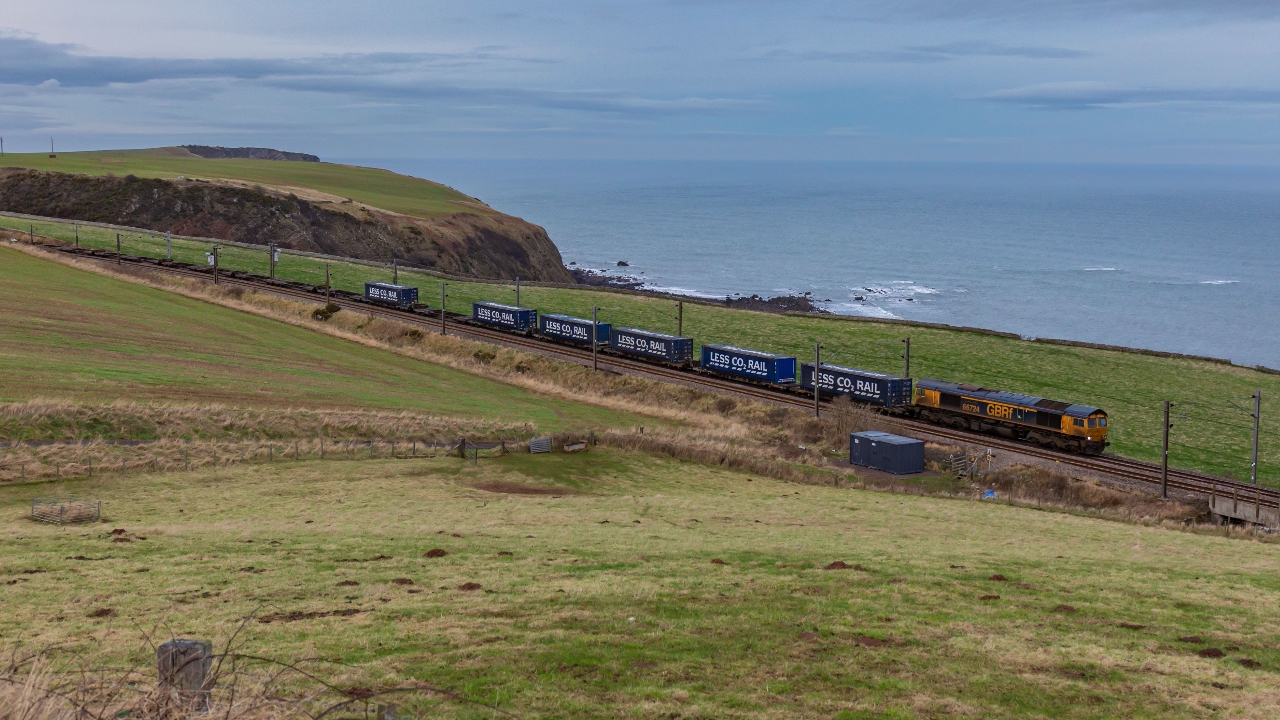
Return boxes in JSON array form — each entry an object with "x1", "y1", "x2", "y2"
[{"x1": 0, "y1": 165, "x2": 574, "y2": 283}]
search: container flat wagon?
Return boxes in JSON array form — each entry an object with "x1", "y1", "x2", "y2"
[
  {"x1": 364, "y1": 282, "x2": 418, "y2": 309},
  {"x1": 472, "y1": 302, "x2": 538, "y2": 333},
  {"x1": 609, "y1": 327, "x2": 694, "y2": 365},
  {"x1": 800, "y1": 363, "x2": 912, "y2": 409},
  {"x1": 701, "y1": 344, "x2": 796, "y2": 384},
  {"x1": 539, "y1": 313, "x2": 611, "y2": 345},
  {"x1": 914, "y1": 378, "x2": 1109, "y2": 454}
]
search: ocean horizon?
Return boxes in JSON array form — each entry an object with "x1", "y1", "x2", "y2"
[{"x1": 339, "y1": 158, "x2": 1280, "y2": 369}]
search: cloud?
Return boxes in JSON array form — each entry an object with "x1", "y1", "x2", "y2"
[
  {"x1": 819, "y1": 0, "x2": 1280, "y2": 22},
  {"x1": 0, "y1": 106, "x2": 60, "y2": 131},
  {"x1": 978, "y1": 81, "x2": 1280, "y2": 109},
  {"x1": 0, "y1": 33, "x2": 751, "y2": 119},
  {"x1": 268, "y1": 76, "x2": 761, "y2": 116},
  {"x1": 0, "y1": 32, "x2": 543, "y2": 88},
  {"x1": 763, "y1": 41, "x2": 1090, "y2": 64}
]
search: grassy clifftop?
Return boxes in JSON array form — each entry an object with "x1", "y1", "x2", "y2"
[{"x1": 0, "y1": 147, "x2": 482, "y2": 219}]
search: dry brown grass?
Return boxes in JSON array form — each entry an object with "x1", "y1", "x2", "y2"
[
  {"x1": 0, "y1": 645, "x2": 489, "y2": 720},
  {"x1": 0, "y1": 399, "x2": 532, "y2": 443},
  {"x1": 0, "y1": 401, "x2": 532, "y2": 483},
  {"x1": 983, "y1": 463, "x2": 1203, "y2": 522}
]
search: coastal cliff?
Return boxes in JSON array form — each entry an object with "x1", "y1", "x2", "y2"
[{"x1": 0, "y1": 168, "x2": 574, "y2": 283}]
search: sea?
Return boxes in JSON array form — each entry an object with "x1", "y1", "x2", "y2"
[{"x1": 338, "y1": 159, "x2": 1280, "y2": 369}]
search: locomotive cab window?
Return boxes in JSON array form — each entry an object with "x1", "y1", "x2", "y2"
[
  {"x1": 1087, "y1": 419, "x2": 1097, "y2": 428},
  {"x1": 1098, "y1": 418, "x2": 1107, "y2": 427},
  {"x1": 1073, "y1": 418, "x2": 1085, "y2": 428}
]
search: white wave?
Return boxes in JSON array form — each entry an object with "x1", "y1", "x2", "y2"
[
  {"x1": 640, "y1": 284, "x2": 726, "y2": 299},
  {"x1": 1200, "y1": 280, "x2": 1239, "y2": 285},
  {"x1": 830, "y1": 303, "x2": 901, "y2": 319},
  {"x1": 1084, "y1": 267, "x2": 1117, "y2": 271}
]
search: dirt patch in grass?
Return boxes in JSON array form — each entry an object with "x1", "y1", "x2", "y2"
[
  {"x1": 823, "y1": 561, "x2": 851, "y2": 570},
  {"x1": 1053, "y1": 605, "x2": 1077, "y2": 614},
  {"x1": 473, "y1": 480, "x2": 576, "y2": 496},
  {"x1": 1117, "y1": 622, "x2": 1147, "y2": 630},
  {"x1": 989, "y1": 574, "x2": 1009, "y2": 582},
  {"x1": 980, "y1": 595, "x2": 1001, "y2": 601},
  {"x1": 336, "y1": 580, "x2": 359, "y2": 587},
  {"x1": 424, "y1": 549, "x2": 448, "y2": 558},
  {"x1": 1198, "y1": 648, "x2": 1225, "y2": 658},
  {"x1": 458, "y1": 582, "x2": 482, "y2": 591},
  {"x1": 87, "y1": 608, "x2": 115, "y2": 618},
  {"x1": 391, "y1": 578, "x2": 414, "y2": 585},
  {"x1": 855, "y1": 636, "x2": 890, "y2": 647},
  {"x1": 1239, "y1": 658, "x2": 1261, "y2": 668},
  {"x1": 1178, "y1": 636, "x2": 1203, "y2": 643},
  {"x1": 258, "y1": 608, "x2": 362, "y2": 624}
]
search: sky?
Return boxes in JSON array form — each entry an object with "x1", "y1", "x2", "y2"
[{"x1": 1, "y1": 0, "x2": 1279, "y2": 163}]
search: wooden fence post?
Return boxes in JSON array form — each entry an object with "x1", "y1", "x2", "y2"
[{"x1": 157, "y1": 639, "x2": 213, "y2": 712}]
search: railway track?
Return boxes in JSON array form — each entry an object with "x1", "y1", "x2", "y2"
[{"x1": 48, "y1": 243, "x2": 1279, "y2": 513}]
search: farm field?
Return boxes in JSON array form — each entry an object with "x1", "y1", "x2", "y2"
[
  {"x1": 2, "y1": 448, "x2": 1277, "y2": 718},
  {"x1": 0, "y1": 149, "x2": 486, "y2": 219},
  {"x1": 0, "y1": 244, "x2": 640, "y2": 433},
  {"x1": 5, "y1": 215, "x2": 1277, "y2": 485}
]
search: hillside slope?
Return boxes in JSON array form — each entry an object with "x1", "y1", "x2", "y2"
[
  {"x1": 0, "y1": 147, "x2": 477, "y2": 218},
  {"x1": 0, "y1": 243, "x2": 619, "y2": 428},
  {"x1": 0, "y1": 167, "x2": 574, "y2": 282}
]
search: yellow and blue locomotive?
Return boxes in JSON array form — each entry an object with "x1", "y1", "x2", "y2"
[{"x1": 913, "y1": 378, "x2": 1109, "y2": 454}]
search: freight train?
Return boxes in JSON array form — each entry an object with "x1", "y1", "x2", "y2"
[{"x1": 363, "y1": 284, "x2": 1110, "y2": 454}]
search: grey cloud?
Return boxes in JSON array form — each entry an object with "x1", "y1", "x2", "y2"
[
  {"x1": 0, "y1": 33, "x2": 542, "y2": 88},
  {"x1": 0, "y1": 106, "x2": 61, "y2": 131},
  {"x1": 819, "y1": 0, "x2": 1280, "y2": 21},
  {"x1": 978, "y1": 81, "x2": 1280, "y2": 109},
  {"x1": 268, "y1": 76, "x2": 762, "y2": 116},
  {"x1": 762, "y1": 41, "x2": 1090, "y2": 64}
]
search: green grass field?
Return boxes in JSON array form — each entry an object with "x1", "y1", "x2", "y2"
[
  {"x1": 3, "y1": 449, "x2": 1277, "y2": 718},
  {"x1": 6, "y1": 216, "x2": 1276, "y2": 484},
  {"x1": 0, "y1": 244, "x2": 639, "y2": 433},
  {"x1": 0, "y1": 148, "x2": 484, "y2": 219}
]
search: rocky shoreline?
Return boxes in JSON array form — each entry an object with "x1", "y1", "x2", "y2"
[{"x1": 569, "y1": 266, "x2": 828, "y2": 314}]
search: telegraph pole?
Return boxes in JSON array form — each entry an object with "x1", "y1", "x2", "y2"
[
  {"x1": 813, "y1": 343, "x2": 822, "y2": 418},
  {"x1": 166, "y1": 231, "x2": 171, "y2": 259},
  {"x1": 74, "y1": 222, "x2": 78, "y2": 247},
  {"x1": 268, "y1": 243, "x2": 276, "y2": 278},
  {"x1": 212, "y1": 246, "x2": 220, "y2": 285},
  {"x1": 325, "y1": 263, "x2": 331, "y2": 301},
  {"x1": 116, "y1": 233, "x2": 121, "y2": 264},
  {"x1": 678, "y1": 301, "x2": 683, "y2": 337},
  {"x1": 592, "y1": 306, "x2": 599, "y2": 371},
  {"x1": 515, "y1": 277, "x2": 520, "y2": 307},
  {"x1": 440, "y1": 282, "x2": 447, "y2": 335},
  {"x1": 393, "y1": 258, "x2": 398, "y2": 284},
  {"x1": 1252, "y1": 390, "x2": 1262, "y2": 485},
  {"x1": 1161, "y1": 400, "x2": 1174, "y2": 499},
  {"x1": 902, "y1": 337, "x2": 911, "y2": 379}
]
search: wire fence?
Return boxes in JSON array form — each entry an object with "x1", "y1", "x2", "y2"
[{"x1": 30, "y1": 496, "x2": 100, "y2": 524}]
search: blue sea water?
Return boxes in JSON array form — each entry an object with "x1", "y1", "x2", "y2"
[{"x1": 341, "y1": 159, "x2": 1280, "y2": 368}]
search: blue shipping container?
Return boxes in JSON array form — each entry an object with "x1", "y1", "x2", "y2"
[
  {"x1": 849, "y1": 431, "x2": 924, "y2": 475},
  {"x1": 365, "y1": 282, "x2": 418, "y2": 308},
  {"x1": 539, "y1": 313, "x2": 611, "y2": 344},
  {"x1": 701, "y1": 344, "x2": 796, "y2": 383},
  {"x1": 800, "y1": 363, "x2": 912, "y2": 408},
  {"x1": 472, "y1": 302, "x2": 537, "y2": 332},
  {"x1": 609, "y1": 327, "x2": 694, "y2": 364}
]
